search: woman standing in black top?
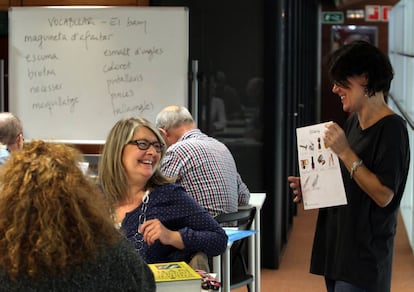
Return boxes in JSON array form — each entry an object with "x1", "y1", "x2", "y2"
[{"x1": 288, "y1": 41, "x2": 410, "y2": 292}]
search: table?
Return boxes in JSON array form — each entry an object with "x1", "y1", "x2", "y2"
[
  {"x1": 248, "y1": 193, "x2": 266, "y2": 292},
  {"x1": 213, "y1": 193, "x2": 266, "y2": 292},
  {"x1": 219, "y1": 229, "x2": 257, "y2": 292}
]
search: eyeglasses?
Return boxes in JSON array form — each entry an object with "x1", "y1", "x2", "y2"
[{"x1": 127, "y1": 139, "x2": 164, "y2": 153}]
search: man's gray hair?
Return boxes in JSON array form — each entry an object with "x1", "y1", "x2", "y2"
[
  {"x1": 155, "y1": 105, "x2": 194, "y2": 130},
  {"x1": 0, "y1": 112, "x2": 22, "y2": 145}
]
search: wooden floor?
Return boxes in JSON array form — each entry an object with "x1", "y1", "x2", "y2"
[{"x1": 233, "y1": 206, "x2": 414, "y2": 292}]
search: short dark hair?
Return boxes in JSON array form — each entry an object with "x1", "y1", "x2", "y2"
[{"x1": 327, "y1": 40, "x2": 394, "y2": 97}]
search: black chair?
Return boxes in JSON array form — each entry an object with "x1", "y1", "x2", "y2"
[{"x1": 215, "y1": 206, "x2": 257, "y2": 292}]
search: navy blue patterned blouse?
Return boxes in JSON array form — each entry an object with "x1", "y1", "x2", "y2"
[{"x1": 121, "y1": 183, "x2": 228, "y2": 264}]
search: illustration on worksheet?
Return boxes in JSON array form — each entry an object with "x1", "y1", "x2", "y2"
[{"x1": 296, "y1": 122, "x2": 347, "y2": 210}]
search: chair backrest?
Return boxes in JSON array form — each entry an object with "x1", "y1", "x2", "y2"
[
  {"x1": 214, "y1": 206, "x2": 257, "y2": 291},
  {"x1": 215, "y1": 207, "x2": 257, "y2": 230}
]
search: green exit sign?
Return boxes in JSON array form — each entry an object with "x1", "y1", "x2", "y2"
[{"x1": 322, "y1": 12, "x2": 344, "y2": 24}]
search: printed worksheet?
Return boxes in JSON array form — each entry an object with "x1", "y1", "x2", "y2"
[{"x1": 296, "y1": 122, "x2": 347, "y2": 210}]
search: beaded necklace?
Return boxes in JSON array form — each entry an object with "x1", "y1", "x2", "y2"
[{"x1": 132, "y1": 190, "x2": 150, "y2": 250}]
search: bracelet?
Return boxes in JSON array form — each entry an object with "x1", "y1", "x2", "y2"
[{"x1": 350, "y1": 159, "x2": 363, "y2": 179}]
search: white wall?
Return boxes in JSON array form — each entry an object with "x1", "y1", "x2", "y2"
[{"x1": 389, "y1": 0, "x2": 414, "y2": 252}]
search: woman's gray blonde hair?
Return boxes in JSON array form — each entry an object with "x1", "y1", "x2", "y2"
[{"x1": 98, "y1": 117, "x2": 174, "y2": 207}]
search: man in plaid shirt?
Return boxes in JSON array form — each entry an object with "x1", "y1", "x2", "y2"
[{"x1": 156, "y1": 105, "x2": 250, "y2": 217}]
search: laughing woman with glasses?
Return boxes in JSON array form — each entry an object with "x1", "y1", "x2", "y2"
[{"x1": 98, "y1": 117, "x2": 227, "y2": 270}]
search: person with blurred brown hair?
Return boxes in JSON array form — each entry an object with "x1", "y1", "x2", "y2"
[{"x1": 0, "y1": 140, "x2": 155, "y2": 292}]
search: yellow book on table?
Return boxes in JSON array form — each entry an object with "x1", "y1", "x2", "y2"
[{"x1": 148, "y1": 261, "x2": 202, "y2": 292}]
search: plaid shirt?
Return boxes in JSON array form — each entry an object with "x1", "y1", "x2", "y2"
[{"x1": 160, "y1": 129, "x2": 250, "y2": 217}]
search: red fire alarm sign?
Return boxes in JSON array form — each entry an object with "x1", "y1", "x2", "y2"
[{"x1": 365, "y1": 5, "x2": 380, "y2": 21}]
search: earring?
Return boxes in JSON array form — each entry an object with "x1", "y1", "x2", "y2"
[{"x1": 364, "y1": 87, "x2": 369, "y2": 97}]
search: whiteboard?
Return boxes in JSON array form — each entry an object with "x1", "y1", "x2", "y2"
[{"x1": 9, "y1": 6, "x2": 188, "y2": 143}]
